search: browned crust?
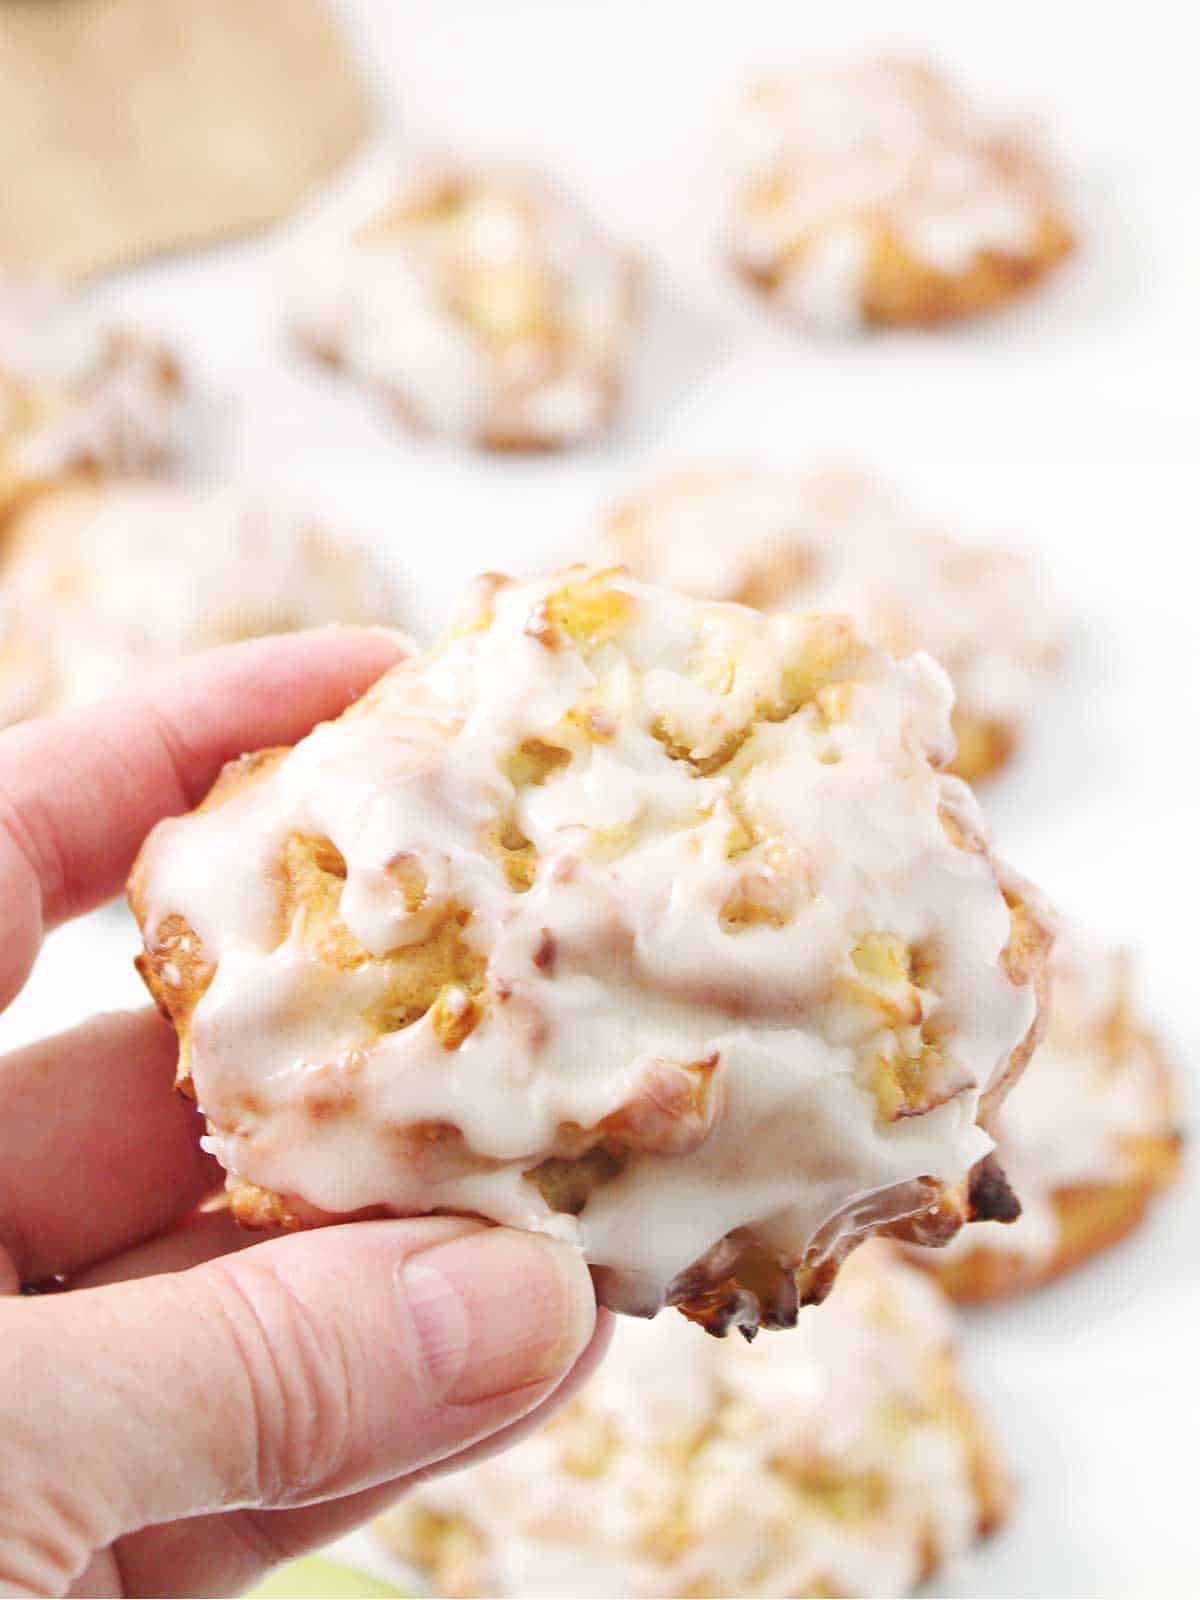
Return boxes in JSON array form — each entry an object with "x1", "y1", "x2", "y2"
[
  {"x1": 979, "y1": 879, "x2": 1054, "y2": 1128},
  {"x1": 736, "y1": 209, "x2": 1074, "y2": 329},
  {"x1": 228, "y1": 1181, "x2": 387, "y2": 1231},
  {"x1": 668, "y1": 1159, "x2": 1020, "y2": 1340},
  {"x1": 128, "y1": 746, "x2": 288, "y2": 1095},
  {"x1": 860, "y1": 213, "x2": 1075, "y2": 326},
  {"x1": 947, "y1": 707, "x2": 1018, "y2": 785},
  {"x1": 966, "y1": 1152, "x2": 1022, "y2": 1224}
]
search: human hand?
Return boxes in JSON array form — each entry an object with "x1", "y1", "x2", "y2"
[{"x1": 0, "y1": 631, "x2": 604, "y2": 1598}]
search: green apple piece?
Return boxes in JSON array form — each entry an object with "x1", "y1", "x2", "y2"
[{"x1": 249, "y1": 1553, "x2": 408, "y2": 1598}]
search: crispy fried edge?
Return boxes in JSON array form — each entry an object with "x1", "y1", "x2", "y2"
[{"x1": 736, "y1": 209, "x2": 1075, "y2": 329}]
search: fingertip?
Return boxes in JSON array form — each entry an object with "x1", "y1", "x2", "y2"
[
  {"x1": 299, "y1": 623, "x2": 418, "y2": 701},
  {"x1": 175, "y1": 624, "x2": 410, "y2": 717},
  {"x1": 398, "y1": 1227, "x2": 597, "y2": 1408},
  {"x1": 299, "y1": 621, "x2": 415, "y2": 668}
]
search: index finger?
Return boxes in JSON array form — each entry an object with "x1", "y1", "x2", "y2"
[{"x1": 0, "y1": 627, "x2": 407, "y2": 1009}]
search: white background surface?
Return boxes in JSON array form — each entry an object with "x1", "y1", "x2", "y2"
[{"x1": 3, "y1": 3, "x2": 1198, "y2": 1595}]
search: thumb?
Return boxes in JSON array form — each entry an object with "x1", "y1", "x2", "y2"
[{"x1": 0, "y1": 1218, "x2": 595, "y2": 1594}]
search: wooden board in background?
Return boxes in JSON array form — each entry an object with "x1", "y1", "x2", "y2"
[{"x1": 0, "y1": 0, "x2": 370, "y2": 278}]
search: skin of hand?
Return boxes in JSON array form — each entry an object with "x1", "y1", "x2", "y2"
[{"x1": 0, "y1": 630, "x2": 607, "y2": 1599}]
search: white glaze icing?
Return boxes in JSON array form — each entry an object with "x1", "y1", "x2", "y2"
[
  {"x1": 0, "y1": 482, "x2": 400, "y2": 722},
  {"x1": 727, "y1": 58, "x2": 1065, "y2": 330},
  {"x1": 0, "y1": 277, "x2": 181, "y2": 485},
  {"x1": 287, "y1": 150, "x2": 636, "y2": 446},
  {"x1": 134, "y1": 568, "x2": 1041, "y2": 1315},
  {"x1": 381, "y1": 1242, "x2": 992, "y2": 1598},
  {"x1": 939, "y1": 927, "x2": 1176, "y2": 1266},
  {"x1": 604, "y1": 465, "x2": 1061, "y2": 744}
]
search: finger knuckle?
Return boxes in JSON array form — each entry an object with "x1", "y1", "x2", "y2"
[{"x1": 202, "y1": 1258, "x2": 359, "y2": 1507}]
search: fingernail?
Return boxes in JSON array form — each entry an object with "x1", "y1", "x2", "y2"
[{"x1": 400, "y1": 1228, "x2": 595, "y2": 1406}]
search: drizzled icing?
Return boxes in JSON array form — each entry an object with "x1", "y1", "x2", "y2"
[
  {"x1": 0, "y1": 278, "x2": 181, "y2": 492},
  {"x1": 604, "y1": 464, "x2": 1061, "y2": 754},
  {"x1": 287, "y1": 149, "x2": 637, "y2": 447},
  {"x1": 937, "y1": 926, "x2": 1178, "y2": 1267},
  {"x1": 0, "y1": 482, "x2": 399, "y2": 723},
  {"x1": 379, "y1": 1242, "x2": 997, "y2": 1598},
  {"x1": 727, "y1": 58, "x2": 1068, "y2": 330},
  {"x1": 132, "y1": 568, "x2": 1041, "y2": 1315}
]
